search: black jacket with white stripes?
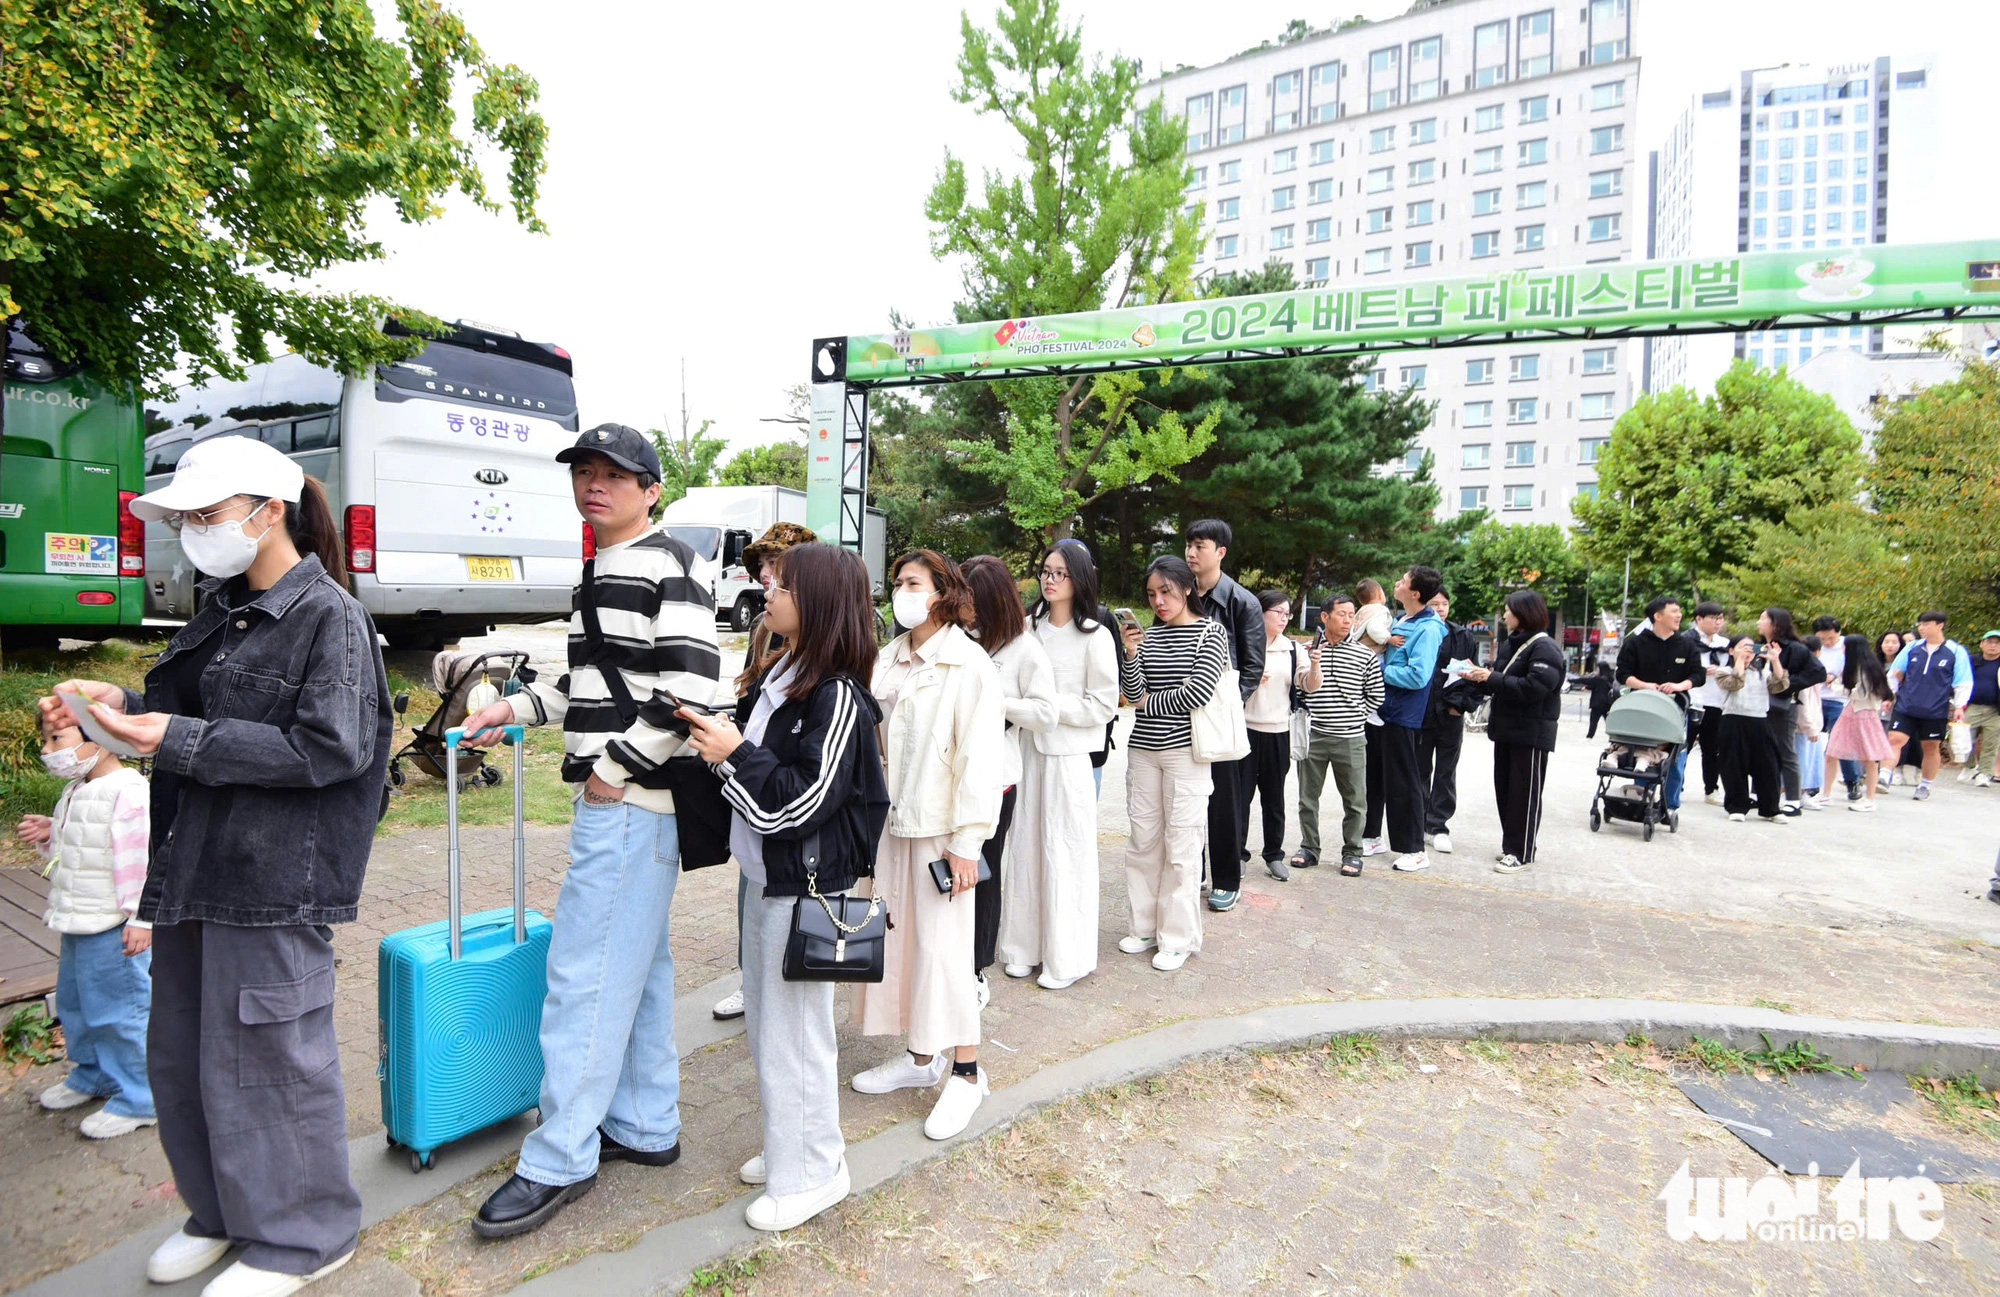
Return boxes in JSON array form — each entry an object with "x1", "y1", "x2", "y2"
[{"x1": 719, "y1": 669, "x2": 889, "y2": 898}]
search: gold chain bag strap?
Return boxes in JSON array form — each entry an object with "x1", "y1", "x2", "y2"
[{"x1": 783, "y1": 858, "x2": 888, "y2": 982}]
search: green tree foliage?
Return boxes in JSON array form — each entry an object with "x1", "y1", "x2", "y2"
[
  {"x1": 718, "y1": 441, "x2": 807, "y2": 491},
  {"x1": 1572, "y1": 362, "x2": 1862, "y2": 595},
  {"x1": 1443, "y1": 521, "x2": 1581, "y2": 625},
  {"x1": 647, "y1": 419, "x2": 726, "y2": 511},
  {"x1": 1868, "y1": 359, "x2": 2000, "y2": 628},
  {"x1": 1, "y1": 0, "x2": 549, "y2": 392},
  {"x1": 924, "y1": 0, "x2": 1216, "y2": 539},
  {"x1": 1714, "y1": 504, "x2": 1909, "y2": 633}
]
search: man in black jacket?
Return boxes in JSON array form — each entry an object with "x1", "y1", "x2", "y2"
[
  {"x1": 1186, "y1": 519, "x2": 1264, "y2": 913},
  {"x1": 1417, "y1": 588, "x2": 1482, "y2": 854},
  {"x1": 1614, "y1": 596, "x2": 1704, "y2": 812}
]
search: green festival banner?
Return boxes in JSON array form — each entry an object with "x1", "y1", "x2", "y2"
[{"x1": 845, "y1": 239, "x2": 2000, "y2": 384}]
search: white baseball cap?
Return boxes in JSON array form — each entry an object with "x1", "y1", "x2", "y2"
[{"x1": 130, "y1": 434, "x2": 305, "y2": 522}]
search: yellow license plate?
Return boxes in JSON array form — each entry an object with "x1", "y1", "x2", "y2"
[{"x1": 465, "y1": 556, "x2": 516, "y2": 581}]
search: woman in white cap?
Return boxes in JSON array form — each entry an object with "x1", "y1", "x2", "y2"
[{"x1": 43, "y1": 434, "x2": 390, "y2": 1297}]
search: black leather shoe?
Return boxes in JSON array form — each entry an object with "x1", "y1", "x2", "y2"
[
  {"x1": 472, "y1": 1172, "x2": 596, "y2": 1239},
  {"x1": 598, "y1": 1128, "x2": 682, "y2": 1167}
]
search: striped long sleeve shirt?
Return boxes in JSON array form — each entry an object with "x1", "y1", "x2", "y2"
[
  {"x1": 507, "y1": 526, "x2": 722, "y2": 813},
  {"x1": 1119, "y1": 620, "x2": 1229, "y2": 750},
  {"x1": 1303, "y1": 630, "x2": 1385, "y2": 738}
]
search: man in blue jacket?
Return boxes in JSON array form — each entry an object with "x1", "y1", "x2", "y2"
[
  {"x1": 1378, "y1": 566, "x2": 1448, "y2": 873},
  {"x1": 1888, "y1": 610, "x2": 1972, "y2": 801}
]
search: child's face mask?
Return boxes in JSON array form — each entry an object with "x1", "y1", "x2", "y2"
[{"x1": 41, "y1": 732, "x2": 97, "y2": 780}]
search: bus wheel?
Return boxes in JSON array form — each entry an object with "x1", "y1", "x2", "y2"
[
  {"x1": 730, "y1": 596, "x2": 759, "y2": 633},
  {"x1": 385, "y1": 631, "x2": 443, "y2": 652},
  {"x1": 0, "y1": 626, "x2": 59, "y2": 653}
]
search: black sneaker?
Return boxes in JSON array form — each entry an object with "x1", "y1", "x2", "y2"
[
  {"x1": 473, "y1": 1172, "x2": 596, "y2": 1239},
  {"x1": 598, "y1": 1128, "x2": 682, "y2": 1167},
  {"x1": 1846, "y1": 782, "x2": 1863, "y2": 802}
]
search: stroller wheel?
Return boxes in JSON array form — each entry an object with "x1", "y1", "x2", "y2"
[
  {"x1": 1642, "y1": 819, "x2": 1655, "y2": 842},
  {"x1": 1669, "y1": 810, "x2": 1680, "y2": 834},
  {"x1": 388, "y1": 761, "x2": 406, "y2": 788},
  {"x1": 479, "y1": 765, "x2": 503, "y2": 788},
  {"x1": 1589, "y1": 808, "x2": 1602, "y2": 833}
]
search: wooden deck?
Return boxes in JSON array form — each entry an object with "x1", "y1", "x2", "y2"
[{"x1": 0, "y1": 867, "x2": 58, "y2": 1007}]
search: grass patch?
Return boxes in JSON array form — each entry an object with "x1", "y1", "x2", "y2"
[
  {"x1": 1911, "y1": 1074, "x2": 2000, "y2": 1141},
  {"x1": 1683, "y1": 1036, "x2": 1753, "y2": 1074},
  {"x1": 1465, "y1": 1037, "x2": 1511, "y2": 1063},
  {"x1": 3, "y1": 1003, "x2": 61, "y2": 1066},
  {"x1": 1752, "y1": 998, "x2": 1796, "y2": 1014},
  {"x1": 1683, "y1": 1033, "x2": 1860, "y2": 1079},
  {"x1": 680, "y1": 1254, "x2": 763, "y2": 1295},
  {"x1": 1321, "y1": 1032, "x2": 1382, "y2": 1069}
]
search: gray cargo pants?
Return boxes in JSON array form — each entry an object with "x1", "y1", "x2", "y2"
[{"x1": 149, "y1": 921, "x2": 361, "y2": 1274}]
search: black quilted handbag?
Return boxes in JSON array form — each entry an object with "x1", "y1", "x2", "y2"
[{"x1": 783, "y1": 873, "x2": 887, "y2": 983}]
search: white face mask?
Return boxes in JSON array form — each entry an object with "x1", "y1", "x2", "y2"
[
  {"x1": 41, "y1": 745, "x2": 96, "y2": 779},
  {"x1": 181, "y1": 512, "x2": 270, "y2": 579},
  {"x1": 892, "y1": 590, "x2": 936, "y2": 631}
]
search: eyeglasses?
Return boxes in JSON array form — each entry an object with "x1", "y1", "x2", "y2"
[
  {"x1": 767, "y1": 585, "x2": 792, "y2": 598},
  {"x1": 1038, "y1": 568, "x2": 1069, "y2": 582},
  {"x1": 165, "y1": 497, "x2": 268, "y2": 534}
]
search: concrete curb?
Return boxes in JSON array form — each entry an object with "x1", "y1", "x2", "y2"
[{"x1": 510, "y1": 996, "x2": 2000, "y2": 1297}]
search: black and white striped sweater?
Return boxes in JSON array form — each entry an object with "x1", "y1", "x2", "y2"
[{"x1": 507, "y1": 527, "x2": 722, "y2": 811}]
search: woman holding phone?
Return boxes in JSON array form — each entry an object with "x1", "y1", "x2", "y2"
[
  {"x1": 675, "y1": 543, "x2": 888, "y2": 1232},
  {"x1": 43, "y1": 435, "x2": 389, "y2": 1295},
  {"x1": 851, "y1": 550, "x2": 1006, "y2": 1141},
  {"x1": 1118, "y1": 556, "x2": 1228, "y2": 973}
]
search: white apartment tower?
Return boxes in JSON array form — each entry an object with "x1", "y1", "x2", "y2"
[
  {"x1": 1141, "y1": 0, "x2": 1642, "y2": 526},
  {"x1": 1647, "y1": 55, "x2": 1940, "y2": 396}
]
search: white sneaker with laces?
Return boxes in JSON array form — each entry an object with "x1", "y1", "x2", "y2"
[
  {"x1": 38, "y1": 1081, "x2": 97, "y2": 1111},
  {"x1": 1117, "y1": 934, "x2": 1156, "y2": 955},
  {"x1": 923, "y1": 1070, "x2": 989, "y2": 1140},
  {"x1": 1391, "y1": 852, "x2": 1429, "y2": 872},
  {"x1": 1977, "y1": 773, "x2": 1992, "y2": 788},
  {"x1": 740, "y1": 1153, "x2": 767, "y2": 1185},
  {"x1": 1361, "y1": 838, "x2": 1388, "y2": 857},
  {"x1": 200, "y1": 1251, "x2": 352, "y2": 1297},
  {"x1": 80, "y1": 1109, "x2": 155, "y2": 1139},
  {"x1": 1802, "y1": 795, "x2": 1828, "y2": 811},
  {"x1": 1002, "y1": 964, "x2": 1033, "y2": 979},
  {"x1": 1848, "y1": 800, "x2": 1879, "y2": 813},
  {"x1": 1036, "y1": 971, "x2": 1080, "y2": 990},
  {"x1": 746, "y1": 1162, "x2": 850, "y2": 1231},
  {"x1": 1430, "y1": 831, "x2": 1454, "y2": 854},
  {"x1": 850, "y1": 1052, "x2": 947, "y2": 1095},
  {"x1": 1493, "y1": 855, "x2": 1526, "y2": 874},
  {"x1": 711, "y1": 987, "x2": 745, "y2": 1020},
  {"x1": 1150, "y1": 948, "x2": 1189, "y2": 972},
  {"x1": 147, "y1": 1229, "x2": 233, "y2": 1284}
]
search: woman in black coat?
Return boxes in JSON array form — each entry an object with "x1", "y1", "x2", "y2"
[{"x1": 1463, "y1": 590, "x2": 1568, "y2": 874}]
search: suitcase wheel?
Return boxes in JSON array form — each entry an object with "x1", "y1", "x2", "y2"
[{"x1": 409, "y1": 1149, "x2": 434, "y2": 1173}]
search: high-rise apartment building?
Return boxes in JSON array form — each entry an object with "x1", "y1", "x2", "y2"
[
  {"x1": 1141, "y1": 0, "x2": 1642, "y2": 526},
  {"x1": 1647, "y1": 55, "x2": 1940, "y2": 396}
]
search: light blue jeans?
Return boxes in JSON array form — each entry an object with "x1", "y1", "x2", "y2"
[
  {"x1": 57, "y1": 926, "x2": 154, "y2": 1119},
  {"x1": 517, "y1": 800, "x2": 682, "y2": 1187}
]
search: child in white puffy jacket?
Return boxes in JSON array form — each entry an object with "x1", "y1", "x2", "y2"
[{"x1": 15, "y1": 722, "x2": 155, "y2": 1138}]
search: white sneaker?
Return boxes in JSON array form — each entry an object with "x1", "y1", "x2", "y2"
[
  {"x1": 80, "y1": 1109, "x2": 155, "y2": 1139},
  {"x1": 1802, "y1": 795, "x2": 1828, "y2": 811},
  {"x1": 1728, "y1": 813, "x2": 1746, "y2": 823},
  {"x1": 745, "y1": 1162, "x2": 850, "y2": 1231},
  {"x1": 1391, "y1": 852, "x2": 1429, "y2": 872},
  {"x1": 1117, "y1": 934, "x2": 1156, "y2": 955},
  {"x1": 200, "y1": 1251, "x2": 351, "y2": 1297},
  {"x1": 1849, "y1": 800, "x2": 1879, "y2": 813},
  {"x1": 38, "y1": 1081, "x2": 98, "y2": 1111},
  {"x1": 711, "y1": 987, "x2": 745, "y2": 1020},
  {"x1": 1002, "y1": 964, "x2": 1033, "y2": 979},
  {"x1": 1151, "y1": 949, "x2": 1190, "y2": 972},
  {"x1": 974, "y1": 972, "x2": 991, "y2": 1010},
  {"x1": 1493, "y1": 855, "x2": 1526, "y2": 874},
  {"x1": 1977, "y1": 773, "x2": 1992, "y2": 788},
  {"x1": 851, "y1": 1052, "x2": 948, "y2": 1095},
  {"x1": 1429, "y1": 831, "x2": 1453, "y2": 854},
  {"x1": 1036, "y1": 971, "x2": 1080, "y2": 990},
  {"x1": 740, "y1": 1153, "x2": 767, "y2": 1185},
  {"x1": 1705, "y1": 791, "x2": 1724, "y2": 806},
  {"x1": 147, "y1": 1229, "x2": 233, "y2": 1284},
  {"x1": 1361, "y1": 838, "x2": 1388, "y2": 857},
  {"x1": 923, "y1": 1069, "x2": 988, "y2": 1140}
]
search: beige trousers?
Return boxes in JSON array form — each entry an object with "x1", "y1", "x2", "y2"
[
  {"x1": 1124, "y1": 745, "x2": 1208, "y2": 956},
  {"x1": 854, "y1": 832, "x2": 980, "y2": 1056}
]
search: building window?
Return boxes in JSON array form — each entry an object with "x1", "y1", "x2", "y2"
[
  {"x1": 1407, "y1": 199, "x2": 1436, "y2": 227},
  {"x1": 1515, "y1": 224, "x2": 1546, "y2": 252},
  {"x1": 1405, "y1": 241, "x2": 1433, "y2": 268},
  {"x1": 1217, "y1": 84, "x2": 1246, "y2": 144},
  {"x1": 1273, "y1": 147, "x2": 1297, "y2": 173},
  {"x1": 1508, "y1": 398, "x2": 1539, "y2": 423},
  {"x1": 1307, "y1": 217, "x2": 1332, "y2": 243},
  {"x1": 1307, "y1": 179, "x2": 1335, "y2": 206},
  {"x1": 1778, "y1": 110, "x2": 1798, "y2": 130},
  {"x1": 1591, "y1": 81, "x2": 1626, "y2": 110},
  {"x1": 1367, "y1": 206, "x2": 1391, "y2": 233},
  {"x1": 1517, "y1": 180, "x2": 1548, "y2": 209},
  {"x1": 1518, "y1": 138, "x2": 1548, "y2": 166},
  {"x1": 1467, "y1": 358, "x2": 1494, "y2": 384},
  {"x1": 1473, "y1": 188, "x2": 1501, "y2": 215},
  {"x1": 1755, "y1": 139, "x2": 1769, "y2": 161},
  {"x1": 1473, "y1": 20, "x2": 1509, "y2": 88},
  {"x1": 1589, "y1": 125, "x2": 1624, "y2": 154},
  {"x1": 1582, "y1": 346, "x2": 1615, "y2": 375},
  {"x1": 1587, "y1": 213, "x2": 1621, "y2": 242},
  {"x1": 1410, "y1": 117, "x2": 1438, "y2": 144},
  {"x1": 1214, "y1": 234, "x2": 1240, "y2": 259},
  {"x1": 1754, "y1": 165, "x2": 1768, "y2": 186},
  {"x1": 1465, "y1": 403, "x2": 1494, "y2": 429},
  {"x1": 1366, "y1": 167, "x2": 1393, "y2": 194},
  {"x1": 1408, "y1": 36, "x2": 1442, "y2": 101},
  {"x1": 1368, "y1": 47, "x2": 1400, "y2": 111},
  {"x1": 1186, "y1": 166, "x2": 1207, "y2": 191},
  {"x1": 1272, "y1": 186, "x2": 1296, "y2": 211},
  {"x1": 1575, "y1": 482, "x2": 1600, "y2": 502},
  {"x1": 1216, "y1": 197, "x2": 1240, "y2": 222},
  {"x1": 1184, "y1": 93, "x2": 1212, "y2": 151},
  {"x1": 1510, "y1": 355, "x2": 1540, "y2": 381},
  {"x1": 1310, "y1": 139, "x2": 1335, "y2": 166},
  {"x1": 1460, "y1": 485, "x2": 1490, "y2": 511},
  {"x1": 1364, "y1": 247, "x2": 1391, "y2": 273},
  {"x1": 1408, "y1": 158, "x2": 1436, "y2": 185},
  {"x1": 1463, "y1": 441, "x2": 1492, "y2": 466},
  {"x1": 1896, "y1": 69, "x2": 1926, "y2": 90},
  {"x1": 1579, "y1": 436, "x2": 1609, "y2": 463},
  {"x1": 1474, "y1": 146, "x2": 1503, "y2": 174},
  {"x1": 1506, "y1": 440, "x2": 1537, "y2": 467},
  {"x1": 1580, "y1": 393, "x2": 1616, "y2": 420},
  {"x1": 1401, "y1": 365, "x2": 1427, "y2": 389},
  {"x1": 1471, "y1": 230, "x2": 1500, "y2": 258},
  {"x1": 1588, "y1": 168, "x2": 1623, "y2": 198},
  {"x1": 1504, "y1": 484, "x2": 1534, "y2": 511},
  {"x1": 1368, "y1": 126, "x2": 1395, "y2": 154},
  {"x1": 1309, "y1": 62, "x2": 1341, "y2": 124},
  {"x1": 1362, "y1": 368, "x2": 1385, "y2": 393},
  {"x1": 1271, "y1": 224, "x2": 1294, "y2": 250},
  {"x1": 1778, "y1": 137, "x2": 1796, "y2": 161},
  {"x1": 1304, "y1": 257, "x2": 1330, "y2": 284},
  {"x1": 1520, "y1": 95, "x2": 1549, "y2": 123},
  {"x1": 1476, "y1": 104, "x2": 1504, "y2": 132},
  {"x1": 1218, "y1": 160, "x2": 1242, "y2": 184}
]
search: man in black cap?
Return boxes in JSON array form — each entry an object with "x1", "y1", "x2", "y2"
[{"x1": 461, "y1": 423, "x2": 722, "y2": 1238}]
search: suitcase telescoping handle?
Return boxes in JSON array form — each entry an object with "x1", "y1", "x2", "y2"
[{"x1": 442, "y1": 724, "x2": 528, "y2": 960}]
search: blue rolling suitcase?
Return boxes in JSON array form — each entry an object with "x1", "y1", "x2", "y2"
[{"x1": 379, "y1": 725, "x2": 553, "y2": 1171}]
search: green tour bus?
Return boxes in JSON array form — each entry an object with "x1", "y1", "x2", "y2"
[{"x1": 0, "y1": 323, "x2": 147, "y2": 649}]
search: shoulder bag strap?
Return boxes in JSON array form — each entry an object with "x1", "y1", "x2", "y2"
[{"x1": 579, "y1": 558, "x2": 641, "y2": 727}]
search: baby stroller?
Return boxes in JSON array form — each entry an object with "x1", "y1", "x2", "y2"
[
  {"x1": 1588, "y1": 690, "x2": 1688, "y2": 841},
  {"x1": 387, "y1": 648, "x2": 533, "y2": 790}
]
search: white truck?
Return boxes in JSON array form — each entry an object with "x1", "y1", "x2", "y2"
[{"x1": 659, "y1": 485, "x2": 887, "y2": 631}]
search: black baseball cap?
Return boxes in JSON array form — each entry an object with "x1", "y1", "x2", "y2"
[{"x1": 556, "y1": 423, "x2": 662, "y2": 480}]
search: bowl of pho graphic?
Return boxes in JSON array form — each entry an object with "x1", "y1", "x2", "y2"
[{"x1": 1795, "y1": 255, "x2": 1876, "y2": 302}]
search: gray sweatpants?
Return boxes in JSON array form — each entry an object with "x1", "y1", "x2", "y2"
[
  {"x1": 149, "y1": 922, "x2": 360, "y2": 1274},
  {"x1": 740, "y1": 883, "x2": 845, "y2": 1198}
]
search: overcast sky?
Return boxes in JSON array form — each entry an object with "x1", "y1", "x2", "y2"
[{"x1": 316, "y1": 1, "x2": 1999, "y2": 457}]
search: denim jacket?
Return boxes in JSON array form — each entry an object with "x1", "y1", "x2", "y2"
[{"x1": 124, "y1": 555, "x2": 392, "y2": 926}]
